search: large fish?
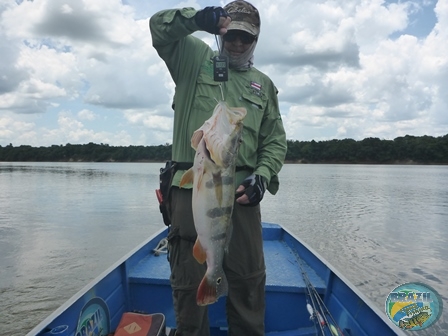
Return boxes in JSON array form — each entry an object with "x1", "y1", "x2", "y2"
[{"x1": 180, "y1": 101, "x2": 247, "y2": 306}]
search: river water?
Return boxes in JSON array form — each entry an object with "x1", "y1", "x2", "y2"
[{"x1": 0, "y1": 162, "x2": 447, "y2": 335}]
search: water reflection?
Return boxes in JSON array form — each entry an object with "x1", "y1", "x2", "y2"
[{"x1": 0, "y1": 162, "x2": 111, "y2": 178}]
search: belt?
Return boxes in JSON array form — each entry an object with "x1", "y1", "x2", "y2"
[{"x1": 175, "y1": 161, "x2": 252, "y2": 172}]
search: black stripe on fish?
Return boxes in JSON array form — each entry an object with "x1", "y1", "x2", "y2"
[
  {"x1": 211, "y1": 232, "x2": 228, "y2": 242},
  {"x1": 205, "y1": 176, "x2": 234, "y2": 189},
  {"x1": 206, "y1": 206, "x2": 233, "y2": 218}
]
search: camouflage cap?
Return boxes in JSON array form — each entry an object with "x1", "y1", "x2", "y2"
[{"x1": 224, "y1": 1, "x2": 260, "y2": 36}]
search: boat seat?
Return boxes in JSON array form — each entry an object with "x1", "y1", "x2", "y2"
[{"x1": 129, "y1": 251, "x2": 171, "y2": 285}]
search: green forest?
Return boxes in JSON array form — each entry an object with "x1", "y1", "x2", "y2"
[{"x1": 0, "y1": 134, "x2": 447, "y2": 164}]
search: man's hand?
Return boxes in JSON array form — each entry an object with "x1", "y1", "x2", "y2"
[
  {"x1": 195, "y1": 7, "x2": 231, "y2": 35},
  {"x1": 235, "y1": 174, "x2": 267, "y2": 207},
  {"x1": 218, "y1": 15, "x2": 231, "y2": 35}
]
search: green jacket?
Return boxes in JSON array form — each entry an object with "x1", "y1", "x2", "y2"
[{"x1": 150, "y1": 8, "x2": 287, "y2": 194}]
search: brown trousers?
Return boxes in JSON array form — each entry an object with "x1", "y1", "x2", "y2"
[{"x1": 167, "y1": 187, "x2": 266, "y2": 336}]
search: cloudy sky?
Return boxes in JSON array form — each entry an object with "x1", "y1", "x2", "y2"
[{"x1": 0, "y1": 0, "x2": 447, "y2": 147}]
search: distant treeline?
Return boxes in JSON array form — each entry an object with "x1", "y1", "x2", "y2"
[
  {"x1": 287, "y1": 134, "x2": 448, "y2": 164},
  {"x1": 1, "y1": 134, "x2": 447, "y2": 164}
]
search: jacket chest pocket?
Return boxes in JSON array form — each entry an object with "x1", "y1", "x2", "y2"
[
  {"x1": 192, "y1": 71, "x2": 221, "y2": 114},
  {"x1": 239, "y1": 91, "x2": 266, "y2": 132},
  {"x1": 241, "y1": 92, "x2": 265, "y2": 111}
]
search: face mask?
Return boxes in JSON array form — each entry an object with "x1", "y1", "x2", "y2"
[{"x1": 219, "y1": 36, "x2": 257, "y2": 70}]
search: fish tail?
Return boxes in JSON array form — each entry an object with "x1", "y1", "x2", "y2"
[
  {"x1": 196, "y1": 276, "x2": 217, "y2": 306},
  {"x1": 196, "y1": 270, "x2": 228, "y2": 306}
]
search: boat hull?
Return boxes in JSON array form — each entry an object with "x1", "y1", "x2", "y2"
[{"x1": 27, "y1": 223, "x2": 404, "y2": 336}]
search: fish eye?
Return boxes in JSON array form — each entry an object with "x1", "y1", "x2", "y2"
[{"x1": 216, "y1": 277, "x2": 222, "y2": 285}]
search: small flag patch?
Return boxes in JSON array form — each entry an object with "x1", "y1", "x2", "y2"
[{"x1": 251, "y1": 81, "x2": 262, "y2": 91}]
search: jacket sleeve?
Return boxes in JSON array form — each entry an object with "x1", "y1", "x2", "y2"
[
  {"x1": 254, "y1": 85, "x2": 287, "y2": 195},
  {"x1": 149, "y1": 8, "x2": 210, "y2": 85}
]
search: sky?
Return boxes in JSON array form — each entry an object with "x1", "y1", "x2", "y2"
[{"x1": 0, "y1": 0, "x2": 447, "y2": 147}]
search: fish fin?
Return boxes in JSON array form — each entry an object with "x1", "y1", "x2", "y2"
[
  {"x1": 196, "y1": 271, "x2": 228, "y2": 306},
  {"x1": 213, "y1": 172, "x2": 223, "y2": 205},
  {"x1": 193, "y1": 238, "x2": 207, "y2": 264},
  {"x1": 179, "y1": 168, "x2": 194, "y2": 188},
  {"x1": 191, "y1": 130, "x2": 204, "y2": 150}
]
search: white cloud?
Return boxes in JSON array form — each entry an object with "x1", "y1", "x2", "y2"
[
  {"x1": 354, "y1": 0, "x2": 411, "y2": 47},
  {"x1": 0, "y1": 113, "x2": 36, "y2": 144},
  {"x1": 0, "y1": 0, "x2": 447, "y2": 147},
  {"x1": 34, "y1": 111, "x2": 135, "y2": 146},
  {"x1": 77, "y1": 109, "x2": 97, "y2": 121},
  {"x1": 129, "y1": 114, "x2": 172, "y2": 132}
]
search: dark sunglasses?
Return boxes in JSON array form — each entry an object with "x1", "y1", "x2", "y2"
[{"x1": 223, "y1": 31, "x2": 257, "y2": 44}]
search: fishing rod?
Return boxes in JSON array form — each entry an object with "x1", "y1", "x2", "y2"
[
  {"x1": 310, "y1": 281, "x2": 345, "y2": 336},
  {"x1": 303, "y1": 267, "x2": 334, "y2": 336},
  {"x1": 309, "y1": 280, "x2": 341, "y2": 336},
  {"x1": 297, "y1": 253, "x2": 345, "y2": 336},
  {"x1": 304, "y1": 267, "x2": 326, "y2": 335}
]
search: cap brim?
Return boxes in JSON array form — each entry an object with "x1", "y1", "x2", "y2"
[{"x1": 227, "y1": 21, "x2": 259, "y2": 36}]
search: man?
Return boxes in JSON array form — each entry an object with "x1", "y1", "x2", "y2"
[{"x1": 150, "y1": 1, "x2": 287, "y2": 335}]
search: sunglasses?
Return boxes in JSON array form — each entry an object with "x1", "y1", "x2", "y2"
[{"x1": 223, "y1": 31, "x2": 257, "y2": 44}]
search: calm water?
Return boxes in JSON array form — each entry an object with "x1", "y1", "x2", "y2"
[{"x1": 0, "y1": 162, "x2": 447, "y2": 335}]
